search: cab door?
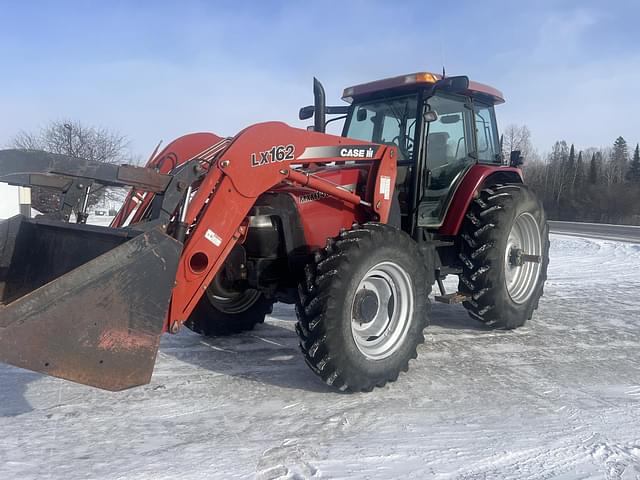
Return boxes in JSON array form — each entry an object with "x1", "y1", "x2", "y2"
[{"x1": 417, "y1": 93, "x2": 475, "y2": 227}]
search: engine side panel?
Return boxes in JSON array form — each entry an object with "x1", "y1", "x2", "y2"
[
  {"x1": 236, "y1": 166, "x2": 374, "y2": 301},
  {"x1": 271, "y1": 166, "x2": 370, "y2": 250}
]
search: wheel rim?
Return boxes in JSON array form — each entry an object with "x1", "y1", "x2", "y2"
[
  {"x1": 350, "y1": 261, "x2": 414, "y2": 360},
  {"x1": 504, "y1": 212, "x2": 542, "y2": 304},
  {"x1": 206, "y1": 289, "x2": 261, "y2": 314}
]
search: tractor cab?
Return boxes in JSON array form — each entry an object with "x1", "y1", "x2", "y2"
[{"x1": 307, "y1": 72, "x2": 505, "y2": 232}]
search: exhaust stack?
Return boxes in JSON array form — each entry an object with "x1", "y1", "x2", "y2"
[{"x1": 313, "y1": 77, "x2": 326, "y2": 133}]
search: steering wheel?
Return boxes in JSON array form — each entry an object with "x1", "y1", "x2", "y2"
[{"x1": 390, "y1": 136, "x2": 412, "y2": 160}]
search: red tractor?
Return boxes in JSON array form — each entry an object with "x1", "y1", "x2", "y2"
[{"x1": 0, "y1": 72, "x2": 549, "y2": 392}]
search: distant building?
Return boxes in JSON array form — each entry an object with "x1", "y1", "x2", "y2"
[{"x1": 0, "y1": 184, "x2": 19, "y2": 219}]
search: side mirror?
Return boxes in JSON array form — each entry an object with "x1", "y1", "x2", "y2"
[
  {"x1": 356, "y1": 108, "x2": 367, "y2": 122},
  {"x1": 424, "y1": 110, "x2": 438, "y2": 123},
  {"x1": 299, "y1": 105, "x2": 349, "y2": 121},
  {"x1": 299, "y1": 106, "x2": 314, "y2": 120},
  {"x1": 509, "y1": 150, "x2": 523, "y2": 167}
]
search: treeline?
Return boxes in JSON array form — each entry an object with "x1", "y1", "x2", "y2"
[{"x1": 504, "y1": 126, "x2": 640, "y2": 225}]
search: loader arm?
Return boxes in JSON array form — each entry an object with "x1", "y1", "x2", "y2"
[
  {"x1": 167, "y1": 121, "x2": 397, "y2": 330},
  {"x1": 0, "y1": 149, "x2": 177, "y2": 222},
  {"x1": 0, "y1": 148, "x2": 173, "y2": 192},
  {"x1": 111, "y1": 132, "x2": 228, "y2": 228}
]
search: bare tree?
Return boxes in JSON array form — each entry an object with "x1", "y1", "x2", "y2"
[
  {"x1": 501, "y1": 124, "x2": 535, "y2": 161},
  {"x1": 10, "y1": 120, "x2": 133, "y2": 212},
  {"x1": 11, "y1": 119, "x2": 130, "y2": 164}
]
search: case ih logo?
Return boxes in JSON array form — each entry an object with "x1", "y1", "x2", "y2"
[
  {"x1": 339, "y1": 147, "x2": 375, "y2": 158},
  {"x1": 297, "y1": 145, "x2": 381, "y2": 161},
  {"x1": 251, "y1": 144, "x2": 295, "y2": 167}
]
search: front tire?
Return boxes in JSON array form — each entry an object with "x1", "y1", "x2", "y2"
[
  {"x1": 458, "y1": 184, "x2": 549, "y2": 329},
  {"x1": 296, "y1": 223, "x2": 430, "y2": 392},
  {"x1": 185, "y1": 289, "x2": 273, "y2": 336}
]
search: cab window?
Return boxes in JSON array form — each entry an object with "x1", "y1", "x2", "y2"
[
  {"x1": 474, "y1": 103, "x2": 500, "y2": 164},
  {"x1": 344, "y1": 94, "x2": 418, "y2": 162}
]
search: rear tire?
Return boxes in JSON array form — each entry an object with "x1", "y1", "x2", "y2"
[
  {"x1": 458, "y1": 184, "x2": 549, "y2": 329},
  {"x1": 185, "y1": 289, "x2": 273, "y2": 336},
  {"x1": 296, "y1": 223, "x2": 430, "y2": 392}
]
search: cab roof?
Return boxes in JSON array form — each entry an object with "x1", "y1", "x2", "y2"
[{"x1": 342, "y1": 72, "x2": 505, "y2": 105}]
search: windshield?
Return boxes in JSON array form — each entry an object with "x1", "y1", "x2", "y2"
[{"x1": 344, "y1": 94, "x2": 418, "y2": 161}]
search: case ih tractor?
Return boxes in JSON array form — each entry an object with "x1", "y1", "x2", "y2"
[{"x1": 0, "y1": 72, "x2": 549, "y2": 392}]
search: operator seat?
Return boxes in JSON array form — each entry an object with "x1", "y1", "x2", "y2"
[{"x1": 426, "y1": 132, "x2": 450, "y2": 170}]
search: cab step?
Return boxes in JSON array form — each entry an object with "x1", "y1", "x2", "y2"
[{"x1": 434, "y1": 292, "x2": 471, "y2": 304}]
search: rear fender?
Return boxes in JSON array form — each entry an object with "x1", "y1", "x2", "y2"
[{"x1": 438, "y1": 165, "x2": 522, "y2": 236}]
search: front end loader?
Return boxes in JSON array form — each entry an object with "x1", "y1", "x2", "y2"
[{"x1": 0, "y1": 72, "x2": 549, "y2": 392}]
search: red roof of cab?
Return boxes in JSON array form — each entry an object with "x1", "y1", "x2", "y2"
[{"x1": 342, "y1": 72, "x2": 505, "y2": 105}]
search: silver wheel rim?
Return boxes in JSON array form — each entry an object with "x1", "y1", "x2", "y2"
[
  {"x1": 350, "y1": 261, "x2": 414, "y2": 360},
  {"x1": 504, "y1": 212, "x2": 542, "y2": 304}
]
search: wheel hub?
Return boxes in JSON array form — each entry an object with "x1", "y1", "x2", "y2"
[
  {"x1": 509, "y1": 247, "x2": 524, "y2": 267},
  {"x1": 504, "y1": 212, "x2": 543, "y2": 304},
  {"x1": 350, "y1": 261, "x2": 414, "y2": 360},
  {"x1": 353, "y1": 290, "x2": 380, "y2": 324},
  {"x1": 509, "y1": 247, "x2": 541, "y2": 267}
]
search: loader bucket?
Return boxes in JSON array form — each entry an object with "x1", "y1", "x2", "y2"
[{"x1": 0, "y1": 215, "x2": 181, "y2": 391}]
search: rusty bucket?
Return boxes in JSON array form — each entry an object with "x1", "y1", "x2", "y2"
[{"x1": 0, "y1": 215, "x2": 180, "y2": 390}]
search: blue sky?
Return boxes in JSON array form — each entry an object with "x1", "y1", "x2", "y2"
[{"x1": 1, "y1": 0, "x2": 639, "y2": 162}]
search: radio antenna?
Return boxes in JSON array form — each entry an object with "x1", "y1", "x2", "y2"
[{"x1": 439, "y1": 24, "x2": 446, "y2": 78}]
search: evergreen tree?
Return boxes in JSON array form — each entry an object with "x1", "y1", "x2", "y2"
[
  {"x1": 568, "y1": 144, "x2": 575, "y2": 164},
  {"x1": 612, "y1": 136, "x2": 629, "y2": 162},
  {"x1": 575, "y1": 151, "x2": 585, "y2": 188},
  {"x1": 611, "y1": 136, "x2": 629, "y2": 183},
  {"x1": 589, "y1": 153, "x2": 598, "y2": 185},
  {"x1": 567, "y1": 144, "x2": 576, "y2": 190},
  {"x1": 627, "y1": 143, "x2": 640, "y2": 183}
]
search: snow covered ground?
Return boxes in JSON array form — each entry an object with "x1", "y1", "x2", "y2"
[{"x1": 1, "y1": 234, "x2": 640, "y2": 479}]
